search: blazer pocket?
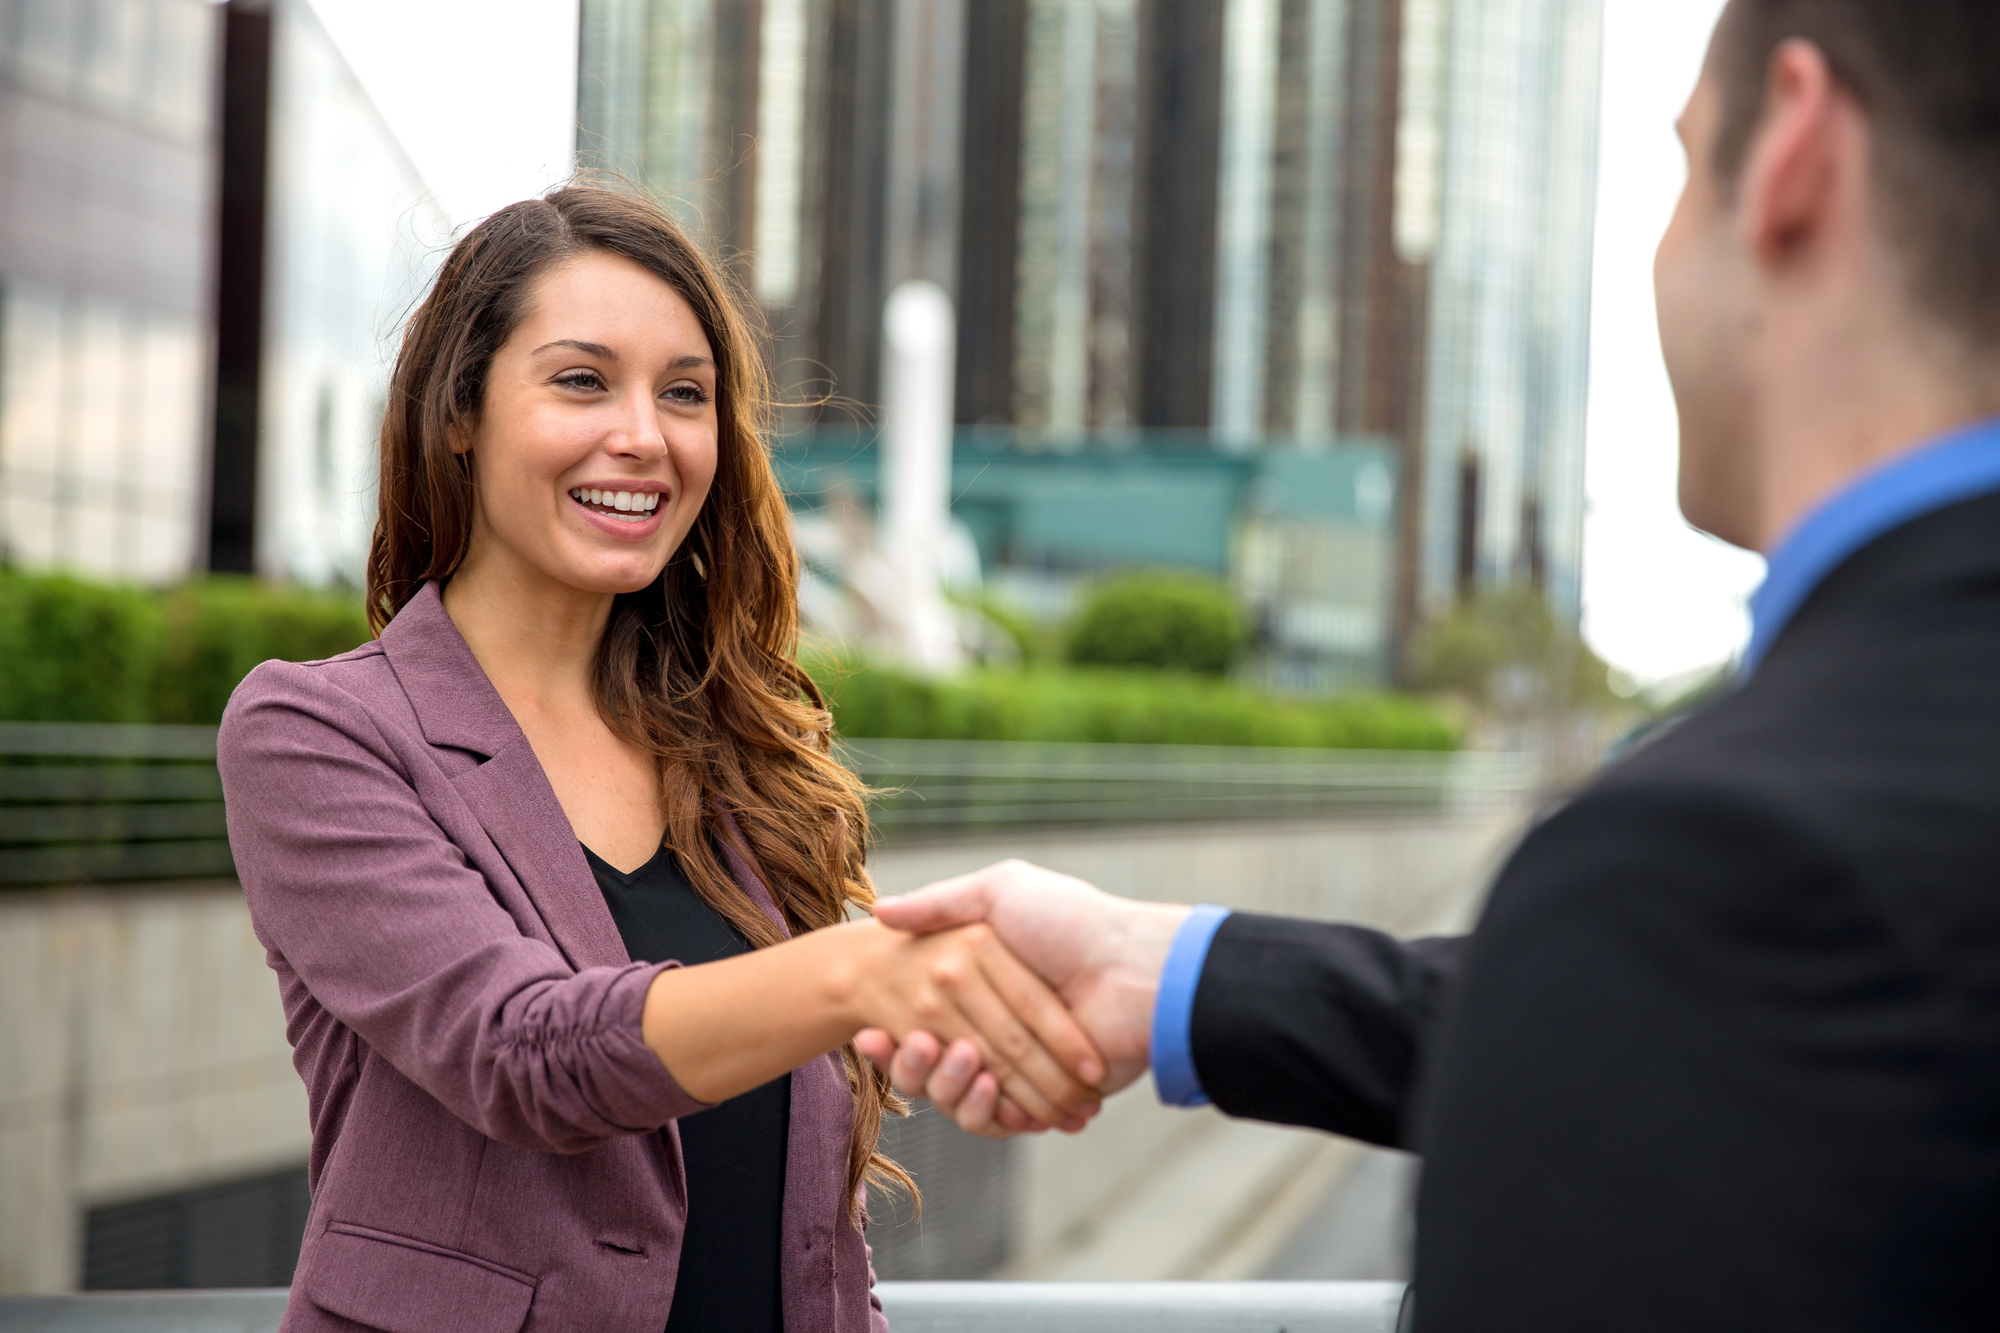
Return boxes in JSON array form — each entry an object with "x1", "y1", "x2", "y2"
[{"x1": 306, "y1": 1222, "x2": 537, "y2": 1333}]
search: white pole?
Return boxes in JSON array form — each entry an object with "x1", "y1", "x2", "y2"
[{"x1": 879, "y1": 280, "x2": 965, "y2": 672}]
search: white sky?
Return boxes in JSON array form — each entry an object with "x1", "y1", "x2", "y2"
[
  {"x1": 1579, "y1": 0, "x2": 1766, "y2": 685},
  {"x1": 310, "y1": 0, "x2": 580, "y2": 230},
  {"x1": 318, "y1": 0, "x2": 1762, "y2": 687}
]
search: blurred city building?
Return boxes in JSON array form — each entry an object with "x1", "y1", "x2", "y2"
[
  {"x1": 0, "y1": 0, "x2": 443, "y2": 588},
  {"x1": 575, "y1": 0, "x2": 1602, "y2": 679},
  {"x1": 0, "y1": 0, "x2": 217, "y2": 580},
  {"x1": 778, "y1": 427, "x2": 1399, "y2": 690},
  {"x1": 1, "y1": 0, "x2": 439, "y2": 1294}
]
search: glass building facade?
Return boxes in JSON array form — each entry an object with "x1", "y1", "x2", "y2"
[
  {"x1": 1412, "y1": 0, "x2": 1602, "y2": 623},
  {"x1": 575, "y1": 0, "x2": 1602, "y2": 677},
  {"x1": 0, "y1": 0, "x2": 443, "y2": 587},
  {"x1": 252, "y1": 0, "x2": 445, "y2": 586},
  {"x1": 0, "y1": 0, "x2": 217, "y2": 580}
]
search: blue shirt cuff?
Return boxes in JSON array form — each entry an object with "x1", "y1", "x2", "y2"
[{"x1": 1150, "y1": 904, "x2": 1233, "y2": 1107}]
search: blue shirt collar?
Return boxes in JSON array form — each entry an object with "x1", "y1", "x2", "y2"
[{"x1": 1743, "y1": 415, "x2": 2000, "y2": 676}]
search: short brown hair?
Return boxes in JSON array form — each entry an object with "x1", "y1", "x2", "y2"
[{"x1": 1712, "y1": 0, "x2": 2000, "y2": 350}]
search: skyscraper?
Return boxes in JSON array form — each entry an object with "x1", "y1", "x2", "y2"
[
  {"x1": 0, "y1": 0, "x2": 443, "y2": 587},
  {"x1": 1411, "y1": 0, "x2": 1602, "y2": 625},
  {"x1": 575, "y1": 0, "x2": 1603, "y2": 669}
]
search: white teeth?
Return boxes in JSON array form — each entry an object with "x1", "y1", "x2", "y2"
[{"x1": 570, "y1": 487, "x2": 660, "y2": 515}]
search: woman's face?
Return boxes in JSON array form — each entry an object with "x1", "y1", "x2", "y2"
[{"x1": 459, "y1": 250, "x2": 719, "y2": 597}]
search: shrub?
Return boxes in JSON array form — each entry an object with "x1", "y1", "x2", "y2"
[
  {"x1": 1066, "y1": 572, "x2": 1247, "y2": 675},
  {"x1": 1413, "y1": 585, "x2": 1617, "y2": 710},
  {"x1": 152, "y1": 579, "x2": 371, "y2": 724},
  {"x1": 1, "y1": 570, "x2": 1456, "y2": 750},
  {"x1": 0, "y1": 571, "x2": 370, "y2": 727},
  {"x1": 804, "y1": 653, "x2": 1458, "y2": 751},
  {"x1": 0, "y1": 571, "x2": 161, "y2": 723}
]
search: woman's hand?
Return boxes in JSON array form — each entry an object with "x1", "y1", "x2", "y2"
[
  {"x1": 639, "y1": 916, "x2": 1105, "y2": 1133},
  {"x1": 836, "y1": 919, "x2": 1106, "y2": 1133},
  {"x1": 855, "y1": 1029, "x2": 1044, "y2": 1138}
]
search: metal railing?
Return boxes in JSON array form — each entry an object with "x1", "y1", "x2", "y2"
[
  {"x1": 0, "y1": 1283, "x2": 1412, "y2": 1332},
  {"x1": 843, "y1": 738, "x2": 1535, "y2": 842},
  {"x1": 0, "y1": 721, "x2": 1536, "y2": 887},
  {"x1": 0, "y1": 722, "x2": 231, "y2": 887}
]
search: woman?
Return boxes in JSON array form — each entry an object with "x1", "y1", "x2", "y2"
[{"x1": 218, "y1": 186, "x2": 1103, "y2": 1333}]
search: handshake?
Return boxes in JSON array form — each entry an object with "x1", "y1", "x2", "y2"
[{"x1": 852, "y1": 859, "x2": 1191, "y2": 1138}]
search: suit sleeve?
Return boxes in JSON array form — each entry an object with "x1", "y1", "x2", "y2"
[
  {"x1": 218, "y1": 660, "x2": 710, "y2": 1154},
  {"x1": 1410, "y1": 784, "x2": 1945, "y2": 1333},
  {"x1": 1189, "y1": 913, "x2": 1465, "y2": 1146}
]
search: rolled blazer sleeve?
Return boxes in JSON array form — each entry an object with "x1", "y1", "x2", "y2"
[{"x1": 219, "y1": 660, "x2": 710, "y2": 1154}]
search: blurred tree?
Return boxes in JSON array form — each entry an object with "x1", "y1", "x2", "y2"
[
  {"x1": 1065, "y1": 572, "x2": 1248, "y2": 675},
  {"x1": 1412, "y1": 585, "x2": 1618, "y2": 710}
]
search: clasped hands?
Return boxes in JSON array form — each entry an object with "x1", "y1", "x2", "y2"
[{"x1": 857, "y1": 861, "x2": 1190, "y2": 1138}]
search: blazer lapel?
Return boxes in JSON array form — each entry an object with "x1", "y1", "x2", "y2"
[{"x1": 379, "y1": 583, "x2": 629, "y2": 970}]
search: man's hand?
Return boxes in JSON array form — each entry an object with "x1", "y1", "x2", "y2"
[{"x1": 856, "y1": 860, "x2": 1189, "y2": 1135}]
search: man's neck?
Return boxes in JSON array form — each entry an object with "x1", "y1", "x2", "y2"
[{"x1": 1750, "y1": 322, "x2": 2000, "y2": 552}]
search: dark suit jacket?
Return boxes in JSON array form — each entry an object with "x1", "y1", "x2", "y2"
[
  {"x1": 1191, "y1": 491, "x2": 2000, "y2": 1330},
  {"x1": 219, "y1": 583, "x2": 885, "y2": 1333}
]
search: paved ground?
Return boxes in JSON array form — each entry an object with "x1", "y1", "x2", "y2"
[{"x1": 1260, "y1": 1147, "x2": 1419, "y2": 1281}]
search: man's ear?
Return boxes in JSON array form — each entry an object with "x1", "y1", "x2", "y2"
[{"x1": 1738, "y1": 38, "x2": 1844, "y2": 269}]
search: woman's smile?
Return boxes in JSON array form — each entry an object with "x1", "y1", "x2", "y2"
[{"x1": 567, "y1": 482, "x2": 669, "y2": 538}]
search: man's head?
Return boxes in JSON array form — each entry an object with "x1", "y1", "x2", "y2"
[{"x1": 1656, "y1": 1, "x2": 2000, "y2": 550}]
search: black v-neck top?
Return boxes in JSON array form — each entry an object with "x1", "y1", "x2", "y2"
[{"x1": 583, "y1": 843, "x2": 789, "y2": 1333}]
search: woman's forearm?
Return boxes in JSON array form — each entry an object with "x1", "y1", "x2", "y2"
[{"x1": 639, "y1": 919, "x2": 883, "y2": 1104}]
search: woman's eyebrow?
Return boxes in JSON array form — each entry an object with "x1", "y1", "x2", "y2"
[
  {"x1": 532, "y1": 338, "x2": 618, "y2": 359},
  {"x1": 668, "y1": 354, "x2": 716, "y2": 370}
]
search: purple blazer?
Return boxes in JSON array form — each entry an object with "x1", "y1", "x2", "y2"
[{"x1": 218, "y1": 583, "x2": 887, "y2": 1333}]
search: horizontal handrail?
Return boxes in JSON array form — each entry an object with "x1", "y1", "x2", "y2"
[
  {"x1": 1, "y1": 724, "x2": 233, "y2": 887},
  {"x1": 0, "y1": 723, "x2": 1533, "y2": 887},
  {"x1": 841, "y1": 738, "x2": 1534, "y2": 840},
  {"x1": 0, "y1": 1283, "x2": 1411, "y2": 1332},
  {"x1": 0, "y1": 722, "x2": 221, "y2": 759}
]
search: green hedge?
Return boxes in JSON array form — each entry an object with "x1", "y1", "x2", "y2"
[
  {"x1": 0, "y1": 572, "x2": 162, "y2": 724},
  {"x1": 150, "y1": 580, "x2": 371, "y2": 724},
  {"x1": 1066, "y1": 572, "x2": 1247, "y2": 675},
  {"x1": 808, "y1": 656, "x2": 1459, "y2": 751},
  {"x1": 1, "y1": 570, "x2": 1457, "y2": 750},
  {"x1": 0, "y1": 571, "x2": 370, "y2": 726}
]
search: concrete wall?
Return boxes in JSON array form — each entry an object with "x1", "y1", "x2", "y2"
[
  {"x1": 0, "y1": 883, "x2": 307, "y2": 1293},
  {"x1": 0, "y1": 810, "x2": 1523, "y2": 1293}
]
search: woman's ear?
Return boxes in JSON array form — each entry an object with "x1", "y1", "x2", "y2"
[{"x1": 447, "y1": 419, "x2": 473, "y2": 456}]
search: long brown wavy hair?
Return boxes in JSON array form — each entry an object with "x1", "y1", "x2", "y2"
[{"x1": 365, "y1": 184, "x2": 909, "y2": 1218}]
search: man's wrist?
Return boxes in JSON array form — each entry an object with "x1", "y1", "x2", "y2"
[{"x1": 1150, "y1": 904, "x2": 1233, "y2": 1106}]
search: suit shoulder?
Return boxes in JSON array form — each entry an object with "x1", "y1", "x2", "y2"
[
  {"x1": 1494, "y1": 772, "x2": 1862, "y2": 950},
  {"x1": 219, "y1": 643, "x2": 401, "y2": 754}
]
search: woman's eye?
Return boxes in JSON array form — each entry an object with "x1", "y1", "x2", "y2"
[
  {"x1": 663, "y1": 383, "x2": 711, "y2": 406},
  {"x1": 555, "y1": 370, "x2": 605, "y2": 392}
]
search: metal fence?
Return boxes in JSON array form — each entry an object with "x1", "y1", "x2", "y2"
[
  {"x1": 0, "y1": 721, "x2": 1535, "y2": 887},
  {"x1": 0, "y1": 1283, "x2": 1412, "y2": 1332},
  {"x1": 0, "y1": 723, "x2": 231, "y2": 887},
  {"x1": 842, "y1": 738, "x2": 1536, "y2": 842}
]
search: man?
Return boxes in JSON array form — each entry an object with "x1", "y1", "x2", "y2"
[{"x1": 858, "y1": 2, "x2": 2000, "y2": 1326}]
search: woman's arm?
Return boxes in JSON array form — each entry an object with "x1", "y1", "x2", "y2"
[
  {"x1": 642, "y1": 917, "x2": 1105, "y2": 1129},
  {"x1": 221, "y1": 661, "x2": 1102, "y2": 1151},
  {"x1": 221, "y1": 662, "x2": 709, "y2": 1153}
]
